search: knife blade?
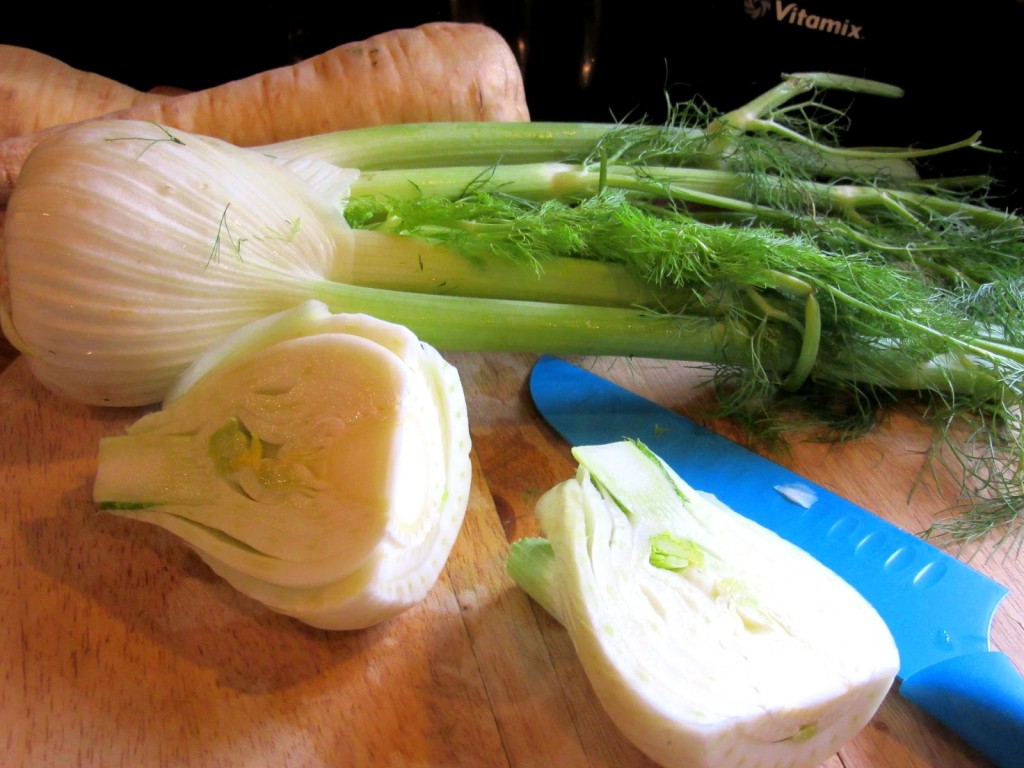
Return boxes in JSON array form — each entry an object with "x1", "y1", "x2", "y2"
[{"x1": 529, "y1": 355, "x2": 1024, "y2": 768}]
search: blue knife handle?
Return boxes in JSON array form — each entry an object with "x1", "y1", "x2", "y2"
[{"x1": 901, "y1": 651, "x2": 1024, "y2": 767}]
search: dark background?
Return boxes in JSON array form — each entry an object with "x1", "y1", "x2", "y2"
[{"x1": 5, "y1": 1, "x2": 1022, "y2": 208}]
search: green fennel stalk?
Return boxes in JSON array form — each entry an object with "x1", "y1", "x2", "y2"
[{"x1": 270, "y1": 72, "x2": 1024, "y2": 545}]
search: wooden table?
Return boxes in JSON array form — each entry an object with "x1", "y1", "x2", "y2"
[{"x1": 2, "y1": 345, "x2": 1020, "y2": 767}]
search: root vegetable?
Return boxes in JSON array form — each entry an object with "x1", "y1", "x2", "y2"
[
  {"x1": 0, "y1": 22, "x2": 528, "y2": 202},
  {"x1": 0, "y1": 45, "x2": 174, "y2": 139}
]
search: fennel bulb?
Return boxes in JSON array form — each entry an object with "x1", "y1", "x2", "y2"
[
  {"x1": 93, "y1": 300, "x2": 472, "y2": 630},
  {"x1": 507, "y1": 440, "x2": 899, "y2": 768},
  {"x1": 1, "y1": 120, "x2": 359, "y2": 406}
]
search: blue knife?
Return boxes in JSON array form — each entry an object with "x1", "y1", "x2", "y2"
[{"x1": 529, "y1": 355, "x2": 1024, "y2": 768}]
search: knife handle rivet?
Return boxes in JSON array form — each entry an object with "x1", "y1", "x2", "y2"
[
  {"x1": 826, "y1": 515, "x2": 860, "y2": 540},
  {"x1": 882, "y1": 546, "x2": 916, "y2": 573},
  {"x1": 912, "y1": 560, "x2": 949, "y2": 590},
  {"x1": 855, "y1": 532, "x2": 890, "y2": 558}
]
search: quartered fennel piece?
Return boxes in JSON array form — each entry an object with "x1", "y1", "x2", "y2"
[
  {"x1": 94, "y1": 300, "x2": 472, "y2": 630},
  {"x1": 507, "y1": 440, "x2": 899, "y2": 768}
]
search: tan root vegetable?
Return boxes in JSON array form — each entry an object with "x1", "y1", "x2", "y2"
[
  {"x1": 0, "y1": 22, "x2": 528, "y2": 201},
  {"x1": 0, "y1": 45, "x2": 176, "y2": 139}
]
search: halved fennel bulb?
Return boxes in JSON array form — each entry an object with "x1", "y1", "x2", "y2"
[
  {"x1": 507, "y1": 440, "x2": 899, "y2": 768},
  {"x1": 93, "y1": 300, "x2": 472, "y2": 630}
]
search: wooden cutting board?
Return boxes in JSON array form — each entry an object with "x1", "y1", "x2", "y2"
[{"x1": 1, "y1": 350, "x2": 1019, "y2": 767}]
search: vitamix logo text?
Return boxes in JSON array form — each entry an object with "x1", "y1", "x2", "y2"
[{"x1": 744, "y1": 0, "x2": 865, "y2": 40}]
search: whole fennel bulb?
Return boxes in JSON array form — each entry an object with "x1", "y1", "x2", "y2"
[{"x1": 4, "y1": 106, "x2": 1020, "y2": 545}]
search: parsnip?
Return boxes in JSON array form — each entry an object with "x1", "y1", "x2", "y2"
[
  {"x1": 0, "y1": 22, "x2": 528, "y2": 202},
  {"x1": 0, "y1": 45, "x2": 174, "y2": 138}
]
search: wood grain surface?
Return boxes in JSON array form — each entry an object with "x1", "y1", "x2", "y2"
[{"x1": 1, "y1": 348, "x2": 1018, "y2": 767}]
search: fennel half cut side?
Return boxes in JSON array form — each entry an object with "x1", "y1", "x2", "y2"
[
  {"x1": 93, "y1": 301, "x2": 473, "y2": 630},
  {"x1": 507, "y1": 440, "x2": 899, "y2": 768}
]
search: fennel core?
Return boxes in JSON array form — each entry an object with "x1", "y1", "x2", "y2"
[{"x1": 4, "y1": 72, "x2": 1023, "y2": 543}]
